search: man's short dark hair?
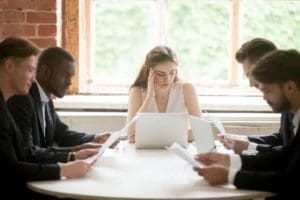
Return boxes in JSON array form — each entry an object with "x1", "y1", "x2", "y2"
[
  {"x1": 0, "y1": 37, "x2": 40, "y2": 64},
  {"x1": 37, "y1": 47, "x2": 75, "y2": 73},
  {"x1": 236, "y1": 38, "x2": 277, "y2": 64},
  {"x1": 252, "y1": 49, "x2": 300, "y2": 89}
]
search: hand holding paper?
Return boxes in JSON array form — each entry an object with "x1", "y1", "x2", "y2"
[
  {"x1": 166, "y1": 142, "x2": 205, "y2": 168},
  {"x1": 84, "y1": 115, "x2": 138, "y2": 164},
  {"x1": 84, "y1": 128, "x2": 124, "y2": 164}
]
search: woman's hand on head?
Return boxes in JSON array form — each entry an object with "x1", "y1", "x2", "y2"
[{"x1": 147, "y1": 68, "x2": 156, "y2": 98}]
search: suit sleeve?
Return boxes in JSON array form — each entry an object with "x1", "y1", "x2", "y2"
[
  {"x1": 52, "y1": 110, "x2": 95, "y2": 147},
  {"x1": 234, "y1": 145, "x2": 300, "y2": 195},
  {"x1": 241, "y1": 149, "x2": 287, "y2": 171},
  {"x1": 248, "y1": 112, "x2": 294, "y2": 153},
  {"x1": 234, "y1": 170, "x2": 283, "y2": 192},
  {"x1": 7, "y1": 95, "x2": 69, "y2": 163},
  {"x1": 248, "y1": 132, "x2": 281, "y2": 145},
  {"x1": 0, "y1": 107, "x2": 61, "y2": 181},
  {"x1": 247, "y1": 112, "x2": 283, "y2": 145},
  {"x1": 248, "y1": 133, "x2": 283, "y2": 153}
]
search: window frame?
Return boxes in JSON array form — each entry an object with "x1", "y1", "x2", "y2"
[{"x1": 64, "y1": 0, "x2": 244, "y2": 94}]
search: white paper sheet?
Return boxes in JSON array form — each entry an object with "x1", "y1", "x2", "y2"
[
  {"x1": 166, "y1": 142, "x2": 204, "y2": 168},
  {"x1": 84, "y1": 128, "x2": 125, "y2": 164},
  {"x1": 84, "y1": 115, "x2": 138, "y2": 164},
  {"x1": 204, "y1": 111, "x2": 225, "y2": 134}
]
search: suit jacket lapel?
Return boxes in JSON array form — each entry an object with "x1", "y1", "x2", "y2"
[{"x1": 45, "y1": 101, "x2": 54, "y2": 146}]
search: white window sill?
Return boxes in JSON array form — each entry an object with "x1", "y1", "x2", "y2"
[{"x1": 53, "y1": 94, "x2": 271, "y2": 113}]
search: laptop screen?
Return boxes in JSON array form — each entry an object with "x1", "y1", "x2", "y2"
[{"x1": 189, "y1": 115, "x2": 215, "y2": 153}]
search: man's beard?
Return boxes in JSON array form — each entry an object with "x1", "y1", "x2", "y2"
[{"x1": 267, "y1": 93, "x2": 291, "y2": 113}]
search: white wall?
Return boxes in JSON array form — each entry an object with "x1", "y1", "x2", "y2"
[{"x1": 58, "y1": 112, "x2": 280, "y2": 137}]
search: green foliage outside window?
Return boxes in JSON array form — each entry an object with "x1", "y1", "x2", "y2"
[{"x1": 93, "y1": 0, "x2": 300, "y2": 86}]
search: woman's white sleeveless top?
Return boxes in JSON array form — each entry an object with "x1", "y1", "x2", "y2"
[{"x1": 142, "y1": 81, "x2": 186, "y2": 113}]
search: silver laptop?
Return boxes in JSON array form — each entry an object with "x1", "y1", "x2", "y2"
[
  {"x1": 135, "y1": 113, "x2": 188, "y2": 149},
  {"x1": 190, "y1": 115, "x2": 215, "y2": 153}
]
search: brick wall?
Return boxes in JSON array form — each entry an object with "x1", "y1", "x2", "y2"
[{"x1": 0, "y1": 0, "x2": 58, "y2": 48}]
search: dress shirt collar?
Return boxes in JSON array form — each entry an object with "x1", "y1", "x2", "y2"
[
  {"x1": 292, "y1": 109, "x2": 300, "y2": 135},
  {"x1": 36, "y1": 81, "x2": 50, "y2": 103}
]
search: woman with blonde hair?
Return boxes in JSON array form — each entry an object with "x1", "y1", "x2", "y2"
[{"x1": 126, "y1": 46, "x2": 202, "y2": 143}]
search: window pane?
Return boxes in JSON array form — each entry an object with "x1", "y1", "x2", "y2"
[
  {"x1": 168, "y1": 0, "x2": 230, "y2": 83},
  {"x1": 242, "y1": 0, "x2": 300, "y2": 49},
  {"x1": 93, "y1": 0, "x2": 154, "y2": 87}
]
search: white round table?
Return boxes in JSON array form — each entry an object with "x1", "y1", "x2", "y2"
[{"x1": 28, "y1": 142, "x2": 274, "y2": 200}]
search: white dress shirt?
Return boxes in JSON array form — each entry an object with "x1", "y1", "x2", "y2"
[{"x1": 36, "y1": 81, "x2": 50, "y2": 137}]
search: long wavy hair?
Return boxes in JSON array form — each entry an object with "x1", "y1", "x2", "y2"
[{"x1": 131, "y1": 46, "x2": 179, "y2": 89}]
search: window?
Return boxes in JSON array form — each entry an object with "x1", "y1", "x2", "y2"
[{"x1": 77, "y1": 0, "x2": 300, "y2": 94}]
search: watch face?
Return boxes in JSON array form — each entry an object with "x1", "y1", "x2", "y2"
[
  {"x1": 71, "y1": 153, "x2": 76, "y2": 161},
  {"x1": 69, "y1": 152, "x2": 76, "y2": 161}
]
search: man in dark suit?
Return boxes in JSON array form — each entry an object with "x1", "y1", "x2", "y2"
[
  {"x1": 194, "y1": 49, "x2": 300, "y2": 199},
  {"x1": 7, "y1": 47, "x2": 112, "y2": 163},
  {"x1": 0, "y1": 37, "x2": 96, "y2": 199},
  {"x1": 218, "y1": 38, "x2": 295, "y2": 154}
]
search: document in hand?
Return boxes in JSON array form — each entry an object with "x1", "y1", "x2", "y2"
[
  {"x1": 166, "y1": 142, "x2": 205, "y2": 168},
  {"x1": 84, "y1": 128, "x2": 124, "y2": 164},
  {"x1": 204, "y1": 111, "x2": 225, "y2": 134}
]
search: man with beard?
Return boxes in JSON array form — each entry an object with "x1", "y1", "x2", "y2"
[
  {"x1": 194, "y1": 49, "x2": 300, "y2": 199},
  {"x1": 7, "y1": 47, "x2": 112, "y2": 163},
  {"x1": 218, "y1": 38, "x2": 294, "y2": 155}
]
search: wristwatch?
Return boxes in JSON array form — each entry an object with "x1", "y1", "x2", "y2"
[{"x1": 68, "y1": 152, "x2": 76, "y2": 161}]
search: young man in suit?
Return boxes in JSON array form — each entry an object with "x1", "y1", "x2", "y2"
[
  {"x1": 7, "y1": 47, "x2": 112, "y2": 163},
  {"x1": 194, "y1": 49, "x2": 300, "y2": 199},
  {"x1": 218, "y1": 38, "x2": 294, "y2": 154},
  {"x1": 0, "y1": 37, "x2": 97, "y2": 199}
]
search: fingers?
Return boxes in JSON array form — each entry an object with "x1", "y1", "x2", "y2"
[
  {"x1": 223, "y1": 136, "x2": 234, "y2": 149},
  {"x1": 93, "y1": 132, "x2": 111, "y2": 143},
  {"x1": 148, "y1": 68, "x2": 154, "y2": 79},
  {"x1": 87, "y1": 142, "x2": 102, "y2": 148},
  {"x1": 109, "y1": 139, "x2": 120, "y2": 148},
  {"x1": 193, "y1": 167, "x2": 204, "y2": 176},
  {"x1": 194, "y1": 152, "x2": 214, "y2": 165},
  {"x1": 88, "y1": 148, "x2": 99, "y2": 155}
]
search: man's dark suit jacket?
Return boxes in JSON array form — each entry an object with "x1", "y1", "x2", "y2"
[
  {"x1": 7, "y1": 83, "x2": 95, "y2": 163},
  {"x1": 0, "y1": 91, "x2": 60, "y2": 199},
  {"x1": 248, "y1": 112, "x2": 294, "y2": 153},
  {"x1": 234, "y1": 123, "x2": 300, "y2": 199}
]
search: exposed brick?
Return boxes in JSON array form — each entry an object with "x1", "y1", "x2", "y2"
[
  {"x1": 37, "y1": 0, "x2": 56, "y2": 10},
  {"x1": 29, "y1": 37, "x2": 57, "y2": 48},
  {"x1": 0, "y1": 0, "x2": 36, "y2": 10},
  {"x1": 0, "y1": 11, "x2": 3, "y2": 23},
  {"x1": 26, "y1": 11, "x2": 56, "y2": 23},
  {"x1": 23, "y1": 24, "x2": 36, "y2": 36},
  {"x1": 38, "y1": 24, "x2": 56, "y2": 36},
  {"x1": 0, "y1": 24, "x2": 29, "y2": 37},
  {"x1": 3, "y1": 11, "x2": 25, "y2": 23}
]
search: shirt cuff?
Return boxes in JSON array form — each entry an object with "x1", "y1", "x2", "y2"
[
  {"x1": 241, "y1": 135, "x2": 249, "y2": 141},
  {"x1": 228, "y1": 168, "x2": 239, "y2": 184},
  {"x1": 247, "y1": 142, "x2": 258, "y2": 150},
  {"x1": 229, "y1": 153, "x2": 242, "y2": 170}
]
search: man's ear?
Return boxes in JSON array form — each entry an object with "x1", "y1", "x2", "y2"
[
  {"x1": 39, "y1": 64, "x2": 51, "y2": 78},
  {"x1": 3, "y1": 58, "x2": 15, "y2": 74},
  {"x1": 285, "y1": 80, "x2": 297, "y2": 94}
]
